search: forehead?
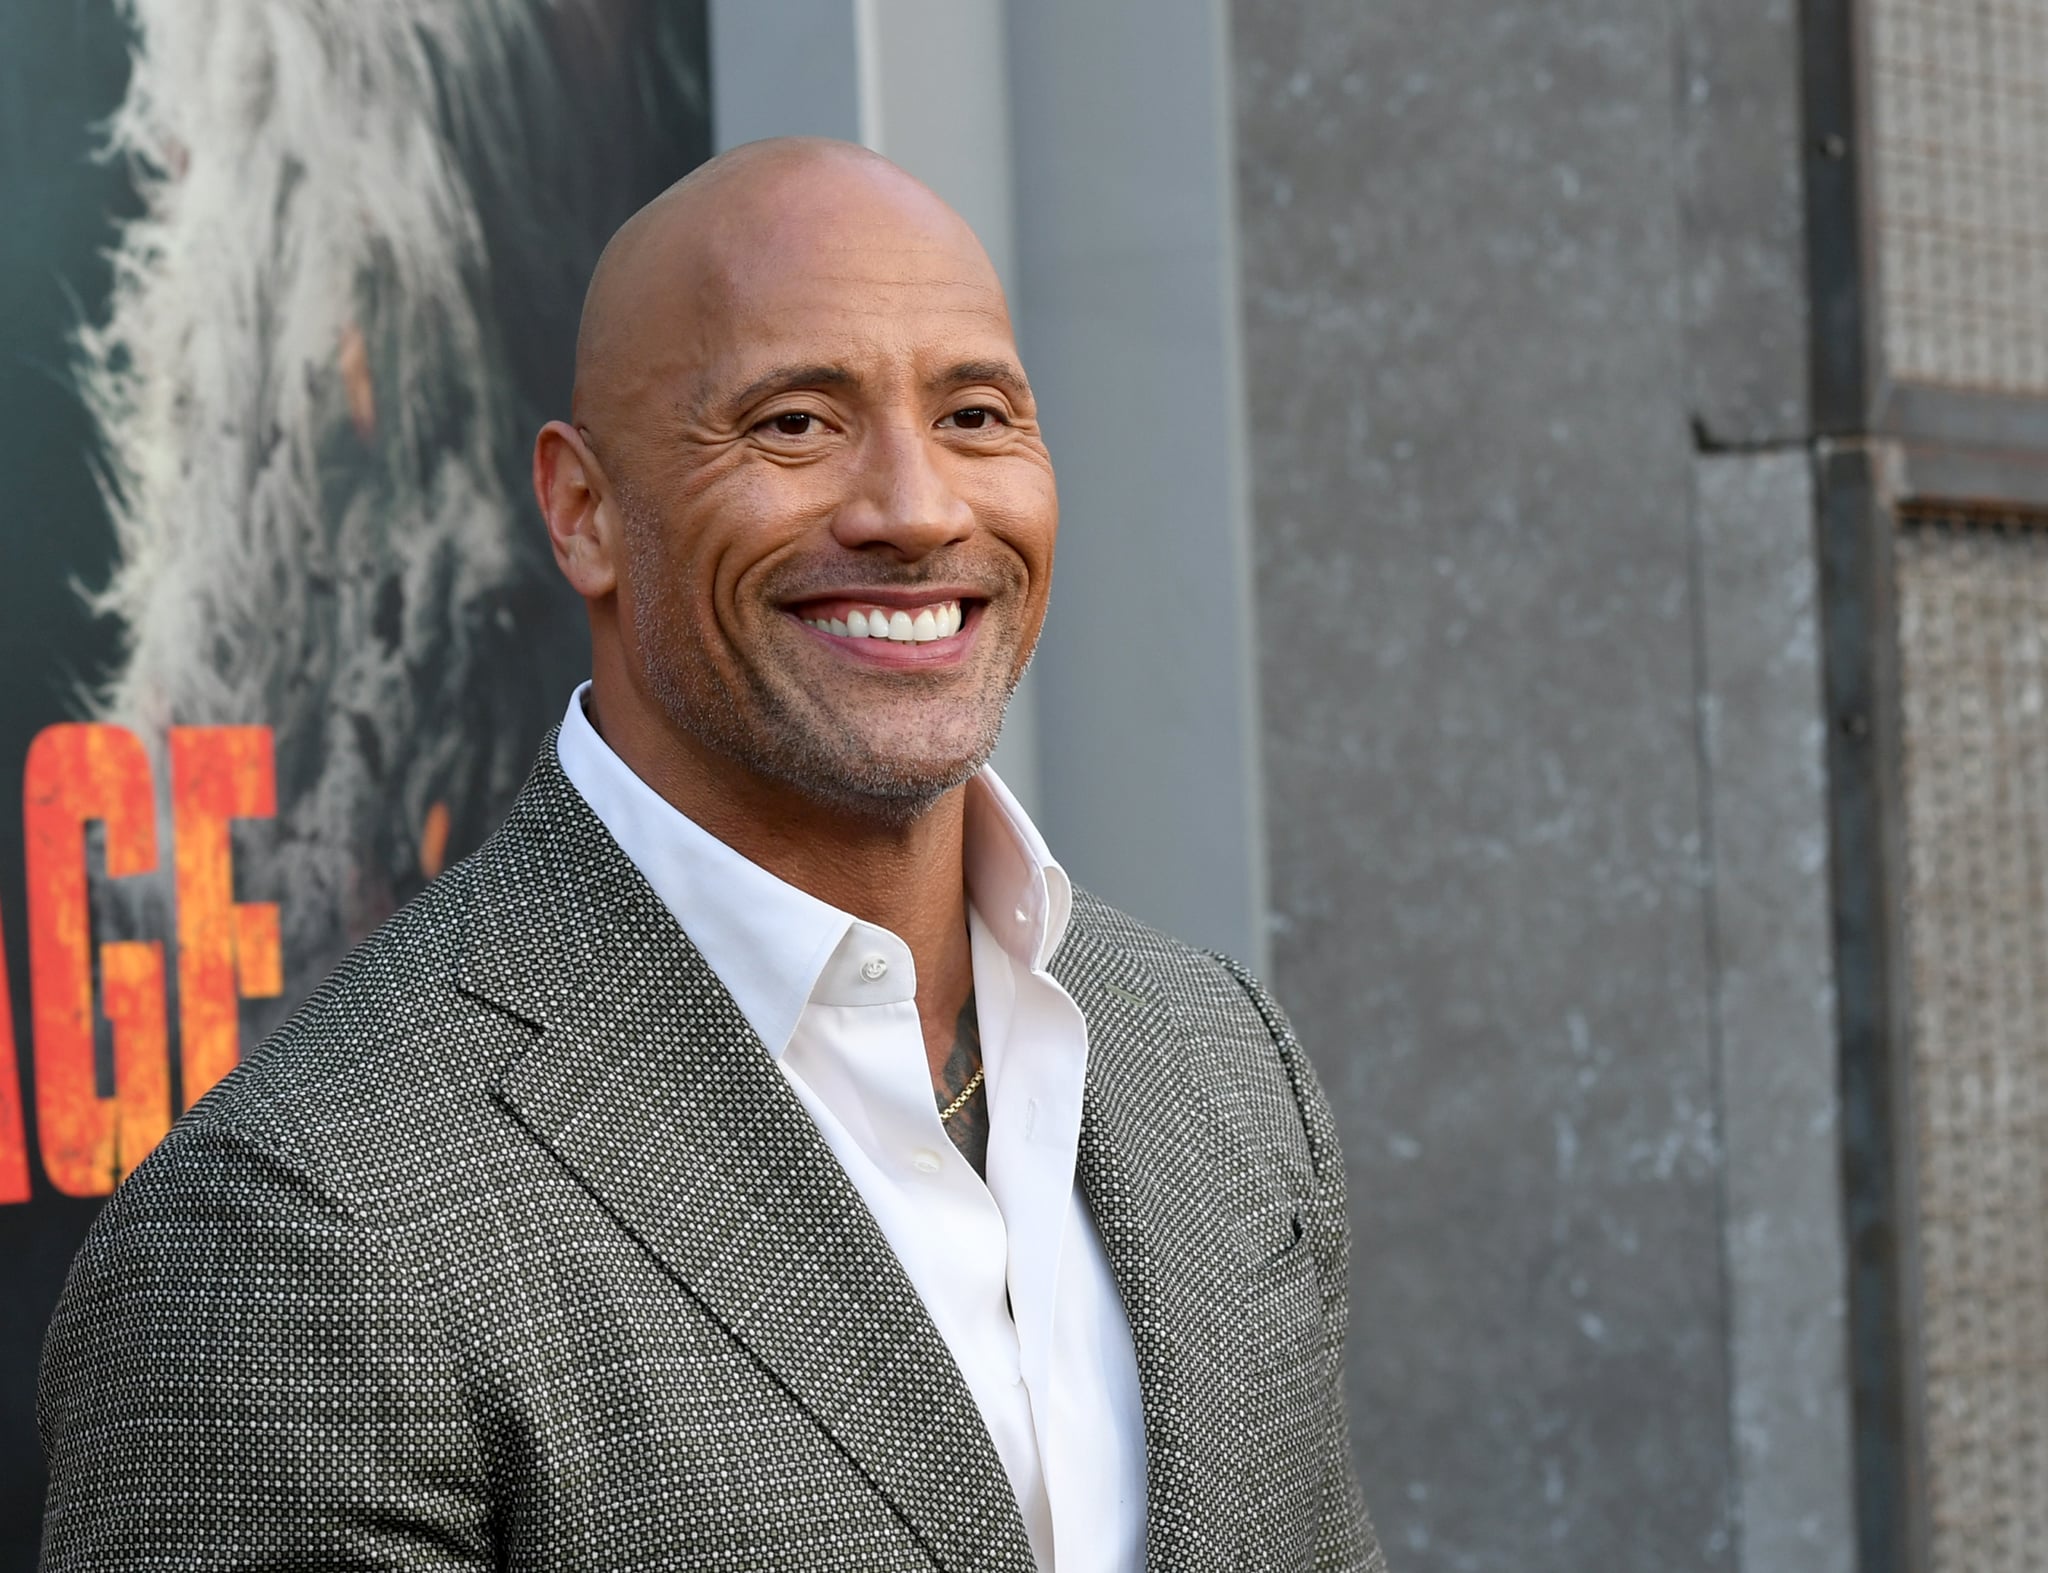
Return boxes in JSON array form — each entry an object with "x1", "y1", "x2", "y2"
[{"x1": 685, "y1": 195, "x2": 1017, "y2": 399}]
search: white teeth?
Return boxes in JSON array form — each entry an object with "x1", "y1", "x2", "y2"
[{"x1": 808, "y1": 600, "x2": 965, "y2": 642}]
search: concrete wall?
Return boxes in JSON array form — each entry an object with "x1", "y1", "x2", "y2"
[
  {"x1": 1677, "y1": 0, "x2": 1811, "y2": 446},
  {"x1": 1694, "y1": 452, "x2": 1856, "y2": 1573},
  {"x1": 1679, "y1": 9, "x2": 1858, "y2": 1569},
  {"x1": 1231, "y1": 0, "x2": 1852, "y2": 1566}
]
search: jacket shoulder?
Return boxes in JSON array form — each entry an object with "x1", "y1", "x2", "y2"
[
  {"x1": 1062, "y1": 885, "x2": 1249, "y2": 997},
  {"x1": 151, "y1": 849, "x2": 528, "y2": 1206},
  {"x1": 1061, "y1": 887, "x2": 1344, "y2": 1181},
  {"x1": 1063, "y1": 885, "x2": 1299, "y2": 1059}
]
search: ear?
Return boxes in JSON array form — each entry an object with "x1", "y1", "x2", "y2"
[{"x1": 533, "y1": 420, "x2": 619, "y2": 598}]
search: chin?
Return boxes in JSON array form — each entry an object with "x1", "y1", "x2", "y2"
[
  {"x1": 734, "y1": 730, "x2": 994, "y2": 827},
  {"x1": 807, "y1": 701, "x2": 1011, "y2": 805},
  {"x1": 667, "y1": 689, "x2": 999, "y2": 828},
  {"x1": 73, "y1": 0, "x2": 706, "y2": 1024}
]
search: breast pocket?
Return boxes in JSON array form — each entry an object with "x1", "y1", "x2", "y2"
[{"x1": 1237, "y1": 1197, "x2": 1324, "y2": 1369}]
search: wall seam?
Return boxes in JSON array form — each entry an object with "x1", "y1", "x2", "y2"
[
  {"x1": 1686, "y1": 452, "x2": 1749, "y2": 1573},
  {"x1": 1671, "y1": 0, "x2": 1749, "y2": 1562},
  {"x1": 1207, "y1": 0, "x2": 1271, "y2": 980}
]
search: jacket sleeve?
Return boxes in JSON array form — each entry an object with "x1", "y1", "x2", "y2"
[
  {"x1": 38, "y1": 1123, "x2": 494, "y2": 1571},
  {"x1": 1213, "y1": 955, "x2": 1390, "y2": 1573}
]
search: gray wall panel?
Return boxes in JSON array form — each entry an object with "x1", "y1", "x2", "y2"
[
  {"x1": 1007, "y1": 0, "x2": 1267, "y2": 968},
  {"x1": 1232, "y1": 1, "x2": 1734, "y2": 1566},
  {"x1": 709, "y1": 0, "x2": 864, "y2": 148},
  {"x1": 1676, "y1": 0, "x2": 1810, "y2": 444},
  {"x1": 1695, "y1": 452, "x2": 1856, "y2": 1573}
]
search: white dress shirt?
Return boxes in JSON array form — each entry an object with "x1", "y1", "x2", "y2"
[{"x1": 555, "y1": 685, "x2": 1146, "y2": 1572}]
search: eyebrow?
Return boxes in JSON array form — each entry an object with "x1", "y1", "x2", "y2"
[
  {"x1": 711, "y1": 363, "x2": 863, "y2": 419},
  {"x1": 928, "y1": 359, "x2": 1032, "y2": 404}
]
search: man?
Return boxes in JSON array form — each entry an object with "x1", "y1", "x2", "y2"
[{"x1": 40, "y1": 139, "x2": 1383, "y2": 1572}]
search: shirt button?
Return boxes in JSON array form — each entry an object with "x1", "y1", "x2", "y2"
[
  {"x1": 859, "y1": 955, "x2": 889, "y2": 982},
  {"x1": 910, "y1": 1149, "x2": 943, "y2": 1174}
]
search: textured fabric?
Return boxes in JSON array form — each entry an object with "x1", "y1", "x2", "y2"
[
  {"x1": 557, "y1": 683, "x2": 1147, "y2": 1569},
  {"x1": 39, "y1": 739, "x2": 1386, "y2": 1572}
]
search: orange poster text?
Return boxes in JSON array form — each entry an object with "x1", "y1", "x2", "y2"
[{"x1": 1, "y1": 723, "x2": 281, "y2": 1201}]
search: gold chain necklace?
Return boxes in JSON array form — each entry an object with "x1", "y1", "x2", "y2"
[{"x1": 937, "y1": 1066, "x2": 986, "y2": 1124}]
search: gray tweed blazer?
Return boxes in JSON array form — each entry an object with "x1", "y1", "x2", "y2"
[{"x1": 39, "y1": 743, "x2": 1384, "y2": 1571}]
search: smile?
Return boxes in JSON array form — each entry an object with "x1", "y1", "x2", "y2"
[{"x1": 798, "y1": 599, "x2": 965, "y2": 644}]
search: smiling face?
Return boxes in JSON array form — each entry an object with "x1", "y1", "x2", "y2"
[{"x1": 550, "y1": 144, "x2": 1057, "y2": 824}]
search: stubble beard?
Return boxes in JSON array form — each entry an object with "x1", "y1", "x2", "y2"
[{"x1": 622, "y1": 509, "x2": 1028, "y2": 829}]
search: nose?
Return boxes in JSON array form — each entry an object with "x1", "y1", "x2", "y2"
[{"x1": 830, "y1": 419, "x2": 975, "y2": 560}]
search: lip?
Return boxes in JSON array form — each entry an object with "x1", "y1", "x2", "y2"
[{"x1": 783, "y1": 600, "x2": 983, "y2": 667}]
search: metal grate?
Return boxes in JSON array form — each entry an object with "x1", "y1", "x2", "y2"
[
  {"x1": 1895, "y1": 516, "x2": 2048, "y2": 1572},
  {"x1": 1868, "y1": 0, "x2": 2048, "y2": 395}
]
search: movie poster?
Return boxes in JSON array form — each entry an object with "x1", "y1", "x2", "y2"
[{"x1": 0, "y1": 3, "x2": 711, "y2": 1555}]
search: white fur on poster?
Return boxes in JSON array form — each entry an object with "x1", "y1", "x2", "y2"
[{"x1": 74, "y1": 0, "x2": 707, "y2": 1010}]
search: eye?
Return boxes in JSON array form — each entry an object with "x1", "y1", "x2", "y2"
[
  {"x1": 943, "y1": 406, "x2": 1006, "y2": 431},
  {"x1": 762, "y1": 411, "x2": 821, "y2": 437}
]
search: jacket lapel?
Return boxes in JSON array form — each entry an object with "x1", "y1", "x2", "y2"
[
  {"x1": 1054, "y1": 921, "x2": 1248, "y2": 1573},
  {"x1": 456, "y1": 751, "x2": 1035, "y2": 1573}
]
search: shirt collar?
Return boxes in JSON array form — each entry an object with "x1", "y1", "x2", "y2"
[
  {"x1": 553, "y1": 683, "x2": 1071, "y2": 1056},
  {"x1": 963, "y1": 761, "x2": 1073, "y2": 974}
]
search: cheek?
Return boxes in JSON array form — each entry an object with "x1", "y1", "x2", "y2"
[
  {"x1": 704, "y1": 468, "x2": 844, "y2": 607},
  {"x1": 972, "y1": 464, "x2": 1059, "y2": 581}
]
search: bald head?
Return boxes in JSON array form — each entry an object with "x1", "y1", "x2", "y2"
[
  {"x1": 533, "y1": 134, "x2": 1053, "y2": 828},
  {"x1": 571, "y1": 138, "x2": 1004, "y2": 435}
]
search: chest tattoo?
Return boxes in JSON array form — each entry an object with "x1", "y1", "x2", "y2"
[{"x1": 935, "y1": 991, "x2": 989, "y2": 1176}]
